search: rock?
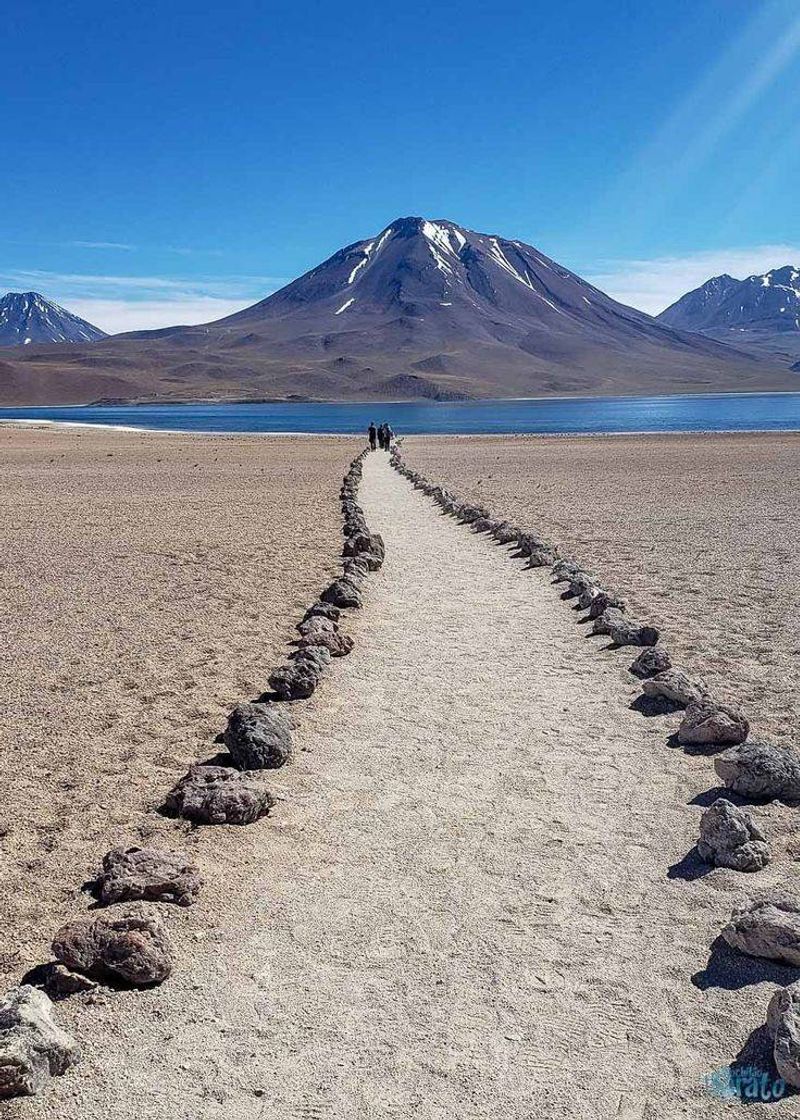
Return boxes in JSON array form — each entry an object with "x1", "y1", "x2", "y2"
[
  {"x1": 321, "y1": 578, "x2": 362, "y2": 609},
  {"x1": 593, "y1": 608, "x2": 659, "y2": 646},
  {"x1": 471, "y1": 517, "x2": 495, "y2": 533},
  {"x1": 39, "y1": 963, "x2": 98, "y2": 999},
  {"x1": 291, "y1": 645, "x2": 331, "y2": 673},
  {"x1": 714, "y1": 741, "x2": 800, "y2": 800},
  {"x1": 164, "y1": 764, "x2": 275, "y2": 824},
  {"x1": 269, "y1": 645, "x2": 331, "y2": 700},
  {"x1": 224, "y1": 702, "x2": 292, "y2": 769},
  {"x1": 516, "y1": 532, "x2": 549, "y2": 556},
  {"x1": 587, "y1": 591, "x2": 625, "y2": 620},
  {"x1": 528, "y1": 546, "x2": 557, "y2": 568},
  {"x1": 98, "y1": 845, "x2": 203, "y2": 906},
  {"x1": 457, "y1": 505, "x2": 487, "y2": 524},
  {"x1": 630, "y1": 646, "x2": 672, "y2": 678},
  {"x1": 0, "y1": 985, "x2": 80, "y2": 1098},
  {"x1": 642, "y1": 669, "x2": 709, "y2": 708},
  {"x1": 52, "y1": 904, "x2": 174, "y2": 986},
  {"x1": 678, "y1": 700, "x2": 749, "y2": 747},
  {"x1": 297, "y1": 615, "x2": 336, "y2": 637},
  {"x1": 696, "y1": 798, "x2": 770, "y2": 871},
  {"x1": 302, "y1": 601, "x2": 340, "y2": 624},
  {"x1": 566, "y1": 573, "x2": 596, "y2": 599},
  {"x1": 343, "y1": 531, "x2": 385, "y2": 564},
  {"x1": 296, "y1": 630, "x2": 353, "y2": 657},
  {"x1": 552, "y1": 558, "x2": 582, "y2": 581},
  {"x1": 723, "y1": 899, "x2": 800, "y2": 966},
  {"x1": 768, "y1": 982, "x2": 800, "y2": 1088},
  {"x1": 492, "y1": 524, "x2": 519, "y2": 545},
  {"x1": 577, "y1": 586, "x2": 600, "y2": 610}
]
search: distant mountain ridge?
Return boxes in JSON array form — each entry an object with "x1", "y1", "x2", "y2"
[
  {"x1": 657, "y1": 266, "x2": 800, "y2": 366},
  {"x1": 0, "y1": 218, "x2": 797, "y2": 404},
  {"x1": 0, "y1": 291, "x2": 107, "y2": 347},
  {"x1": 658, "y1": 267, "x2": 800, "y2": 333}
]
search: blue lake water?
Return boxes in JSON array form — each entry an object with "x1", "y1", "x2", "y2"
[{"x1": 1, "y1": 392, "x2": 800, "y2": 435}]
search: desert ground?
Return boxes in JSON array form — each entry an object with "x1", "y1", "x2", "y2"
[
  {"x1": 406, "y1": 431, "x2": 800, "y2": 747},
  {"x1": 0, "y1": 425, "x2": 358, "y2": 991},
  {"x1": 1, "y1": 427, "x2": 799, "y2": 1118}
]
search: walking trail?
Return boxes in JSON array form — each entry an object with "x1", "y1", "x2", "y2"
[{"x1": 18, "y1": 453, "x2": 783, "y2": 1120}]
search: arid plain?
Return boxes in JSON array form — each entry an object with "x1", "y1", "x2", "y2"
[
  {"x1": 406, "y1": 431, "x2": 800, "y2": 746},
  {"x1": 0, "y1": 426, "x2": 358, "y2": 989}
]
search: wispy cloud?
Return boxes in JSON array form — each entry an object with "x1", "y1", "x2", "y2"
[
  {"x1": 70, "y1": 240, "x2": 136, "y2": 251},
  {"x1": 585, "y1": 244, "x2": 800, "y2": 315},
  {"x1": 67, "y1": 298, "x2": 257, "y2": 334},
  {"x1": 0, "y1": 268, "x2": 289, "y2": 333}
]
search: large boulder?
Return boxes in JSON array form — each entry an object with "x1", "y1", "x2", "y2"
[
  {"x1": 98, "y1": 846, "x2": 203, "y2": 907},
  {"x1": 0, "y1": 985, "x2": 80, "y2": 1098},
  {"x1": 768, "y1": 982, "x2": 800, "y2": 1088},
  {"x1": 164, "y1": 764, "x2": 275, "y2": 825},
  {"x1": 723, "y1": 899, "x2": 800, "y2": 966},
  {"x1": 224, "y1": 702, "x2": 292, "y2": 769},
  {"x1": 696, "y1": 798, "x2": 770, "y2": 872},
  {"x1": 321, "y1": 578, "x2": 363, "y2": 609},
  {"x1": 642, "y1": 669, "x2": 709, "y2": 708},
  {"x1": 678, "y1": 700, "x2": 749, "y2": 747},
  {"x1": 52, "y1": 904, "x2": 174, "y2": 986},
  {"x1": 714, "y1": 742, "x2": 800, "y2": 801},
  {"x1": 630, "y1": 646, "x2": 672, "y2": 678}
]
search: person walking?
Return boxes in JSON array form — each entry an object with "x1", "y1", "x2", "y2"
[
  {"x1": 377, "y1": 423, "x2": 386, "y2": 451},
  {"x1": 368, "y1": 421, "x2": 377, "y2": 451},
  {"x1": 383, "y1": 422, "x2": 394, "y2": 449}
]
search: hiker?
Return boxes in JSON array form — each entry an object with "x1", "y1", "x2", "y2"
[
  {"x1": 377, "y1": 423, "x2": 386, "y2": 450},
  {"x1": 368, "y1": 422, "x2": 377, "y2": 451},
  {"x1": 383, "y1": 422, "x2": 394, "y2": 449}
]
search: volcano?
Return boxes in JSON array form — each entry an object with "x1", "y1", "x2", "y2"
[{"x1": 1, "y1": 218, "x2": 794, "y2": 404}]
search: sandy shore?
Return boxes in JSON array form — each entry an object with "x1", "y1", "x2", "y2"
[
  {"x1": 405, "y1": 432, "x2": 800, "y2": 746},
  {"x1": 0, "y1": 425, "x2": 359, "y2": 989}
]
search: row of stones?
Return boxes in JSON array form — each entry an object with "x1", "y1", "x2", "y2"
[
  {"x1": 0, "y1": 449, "x2": 385, "y2": 1100},
  {"x1": 387, "y1": 445, "x2": 800, "y2": 1090}
]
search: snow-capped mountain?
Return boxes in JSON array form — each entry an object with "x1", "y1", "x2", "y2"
[
  {"x1": 2, "y1": 218, "x2": 793, "y2": 404},
  {"x1": 117, "y1": 215, "x2": 751, "y2": 400},
  {"x1": 658, "y1": 267, "x2": 800, "y2": 333},
  {"x1": 0, "y1": 291, "x2": 107, "y2": 347}
]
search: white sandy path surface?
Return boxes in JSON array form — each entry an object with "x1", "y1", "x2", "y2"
[{"x1": 15, "y1": 453, "x2": 796, "y2": 1119}]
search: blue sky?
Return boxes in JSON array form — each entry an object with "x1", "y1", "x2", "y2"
[{"x1": 1, "y1": 0, "x2": 799, "y2": 332}]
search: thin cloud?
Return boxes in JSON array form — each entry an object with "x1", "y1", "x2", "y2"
[
  {"x1": 0, "y1": 268, "x2": 289, "y2": 333},
  {"x1": 70, "y1": 240, "x2": 136, "y2": 251},
  {"x1": 585, "y1": 244, "x2": 800, "y2": 315},
  {"x1": 68, "y1": 297, "x2": 256, "y2": 334}
]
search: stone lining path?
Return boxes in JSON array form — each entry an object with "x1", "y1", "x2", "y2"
[{"x1": 17, "y1": 453, "x2": 789, "y2": 1119}]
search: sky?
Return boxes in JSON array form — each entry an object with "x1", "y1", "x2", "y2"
[{"x1": 1, "y1": 0, "x2": 799, "y2": 333}]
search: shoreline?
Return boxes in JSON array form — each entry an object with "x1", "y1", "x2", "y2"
[{"x1": 2, "y1": 417, "x2": 800, "y2": 439}]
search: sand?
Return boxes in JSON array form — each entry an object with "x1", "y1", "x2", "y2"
[
  {"x1": 0, "y1": 425, "x2": 358, "y2": 991},
  {"x1": 405, "y1": 432, "x2": 800, "y2": 747},
  {"x1": 6, "y1": 447, "x2": 798, "y2": 1118}
]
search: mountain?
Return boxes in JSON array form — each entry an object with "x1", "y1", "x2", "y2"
[
  {"x1": 657, "y1": 267, "x2": 800, "y2": 365},
  {"x1": 659, "y1": 267, "x2": 800, "y2": 333},
  {"x1": 1, "y1": 219, "x2": 797, "y2": 404},
  {"x1": 0, "y1": 291, "x2": 107, "y2": 347}
]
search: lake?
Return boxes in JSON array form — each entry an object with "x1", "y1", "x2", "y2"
[{"x1": 1, "y1": 392, "x2": 800, "y2": 435}]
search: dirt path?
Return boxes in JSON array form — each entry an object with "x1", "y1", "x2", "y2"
[{"x1": 18, "y1": 452, "x2": 791, "y2": 1119}]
